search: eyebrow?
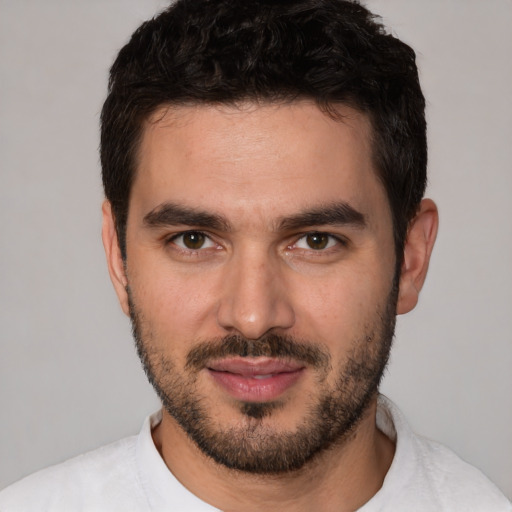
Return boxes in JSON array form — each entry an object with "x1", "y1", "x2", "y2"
[
  {"x1": 143, "y1": 202, "x2": 230, "y2": 231},
  {"x1": 277, "y1": 202, "x2": 366, "y2": 231},
  {"x1": 143, "y1": 201, "x2": 366, "y2": 232}
]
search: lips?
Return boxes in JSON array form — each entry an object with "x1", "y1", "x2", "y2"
[{"x1": 207, "y1": 357, "x2": 305, "y2": 402}]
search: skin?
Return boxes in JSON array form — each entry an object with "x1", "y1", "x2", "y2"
[{"x1": 102, "y1": 101, "x2": 438, "y2": 511}]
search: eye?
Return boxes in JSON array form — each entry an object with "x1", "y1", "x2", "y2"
[
  {"x1": 170, "y1": 231, "x2": 216, "y2": 250},
  {"x1": 294, "y1": 232, "x2": 340, "y2": 251}
]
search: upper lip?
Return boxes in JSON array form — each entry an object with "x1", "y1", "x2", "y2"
[{"x1": 207, "y1": 357, "x2": 304, "y2": 376}]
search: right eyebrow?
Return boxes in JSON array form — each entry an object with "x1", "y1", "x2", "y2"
[{"x1": 143, "y1": 202, "x2": 231, "y2": 231}]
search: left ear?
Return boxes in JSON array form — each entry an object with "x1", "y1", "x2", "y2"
[{"x1": 397, "y1": 198, "x2": 439, "y2": 315}]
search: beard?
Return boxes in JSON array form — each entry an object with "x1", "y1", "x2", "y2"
[{"x1": 128, "y1": 281, "x2": 398, "y2": 475}]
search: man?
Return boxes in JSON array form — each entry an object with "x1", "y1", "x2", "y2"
[{"x1": 0, "y1": 0, "x2": 510, "y2": 510}]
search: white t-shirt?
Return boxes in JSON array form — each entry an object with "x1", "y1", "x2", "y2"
[{"x1": 1, "y1": 396, "x2": 510, "y2": 511}]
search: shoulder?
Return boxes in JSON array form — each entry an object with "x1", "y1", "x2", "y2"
[
  {"x1": 374, "y1": 396, "x2": 512, "y2": 511},
  {"x1": 0, "y1": 435, "x2": 148, "y2": 512},
  {"x1": 411, "y1": 434, "x2": 511, "y2": 510}
]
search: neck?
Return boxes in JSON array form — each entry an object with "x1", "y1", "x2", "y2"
[{"x1": 152, "y1": 397, "x2": 395, "y2": 512}]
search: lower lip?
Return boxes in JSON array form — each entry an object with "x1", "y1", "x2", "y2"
[{"x1": 207, "y1": 368, "x2": 305, "y2": 402}]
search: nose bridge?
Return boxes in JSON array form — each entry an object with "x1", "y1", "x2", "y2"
[{"x1": 216, "y1": 243, "x2": 295, "y2": 339}]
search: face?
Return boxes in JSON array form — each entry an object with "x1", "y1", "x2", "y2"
[{"x1": 109, "y1": 102, "x2": 400, "y2": 473}]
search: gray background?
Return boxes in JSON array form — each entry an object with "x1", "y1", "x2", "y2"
[{"x1": 1, "y1": 0, "x2": 511, "y2": 498}]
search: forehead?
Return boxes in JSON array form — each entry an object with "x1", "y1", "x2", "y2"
[{"x1": 132, "y1": 101, "x2": 388, "y2": 226}]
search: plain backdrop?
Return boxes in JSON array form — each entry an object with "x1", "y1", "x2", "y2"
[{"x1": 1, "y1": 0, "x2": 511, "y2": 499}]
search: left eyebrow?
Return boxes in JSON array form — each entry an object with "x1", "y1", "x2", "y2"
[{"x1": 277, "y1": 202, "x2": 367, "y2": 231}]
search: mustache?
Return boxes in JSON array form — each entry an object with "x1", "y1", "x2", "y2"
[{"x1": 185, "y1": 333, "x2": 331, "y2": 371}]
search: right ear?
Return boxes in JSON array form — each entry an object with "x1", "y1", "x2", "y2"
[{"x1": 101, "y1": 200, "x2": 130, "y2": 316}]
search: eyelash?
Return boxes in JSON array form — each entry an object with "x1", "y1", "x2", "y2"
[
  {"x1": 165, "y1": 230, "x2": 348, "y2": 255},
  {"x1": 165, "y1": 231, "x2": 218, "y2": 253},
  {"x1": 291, "y1": 232, "x2": 348, "y2": 252}
]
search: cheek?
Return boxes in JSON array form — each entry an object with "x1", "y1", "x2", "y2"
[
  {"x1": 292, "y1": 264, "x2": 393, "y2": 348},
  {"x1": 128, "y1": 262, "x2": 222, "y2": 345}
]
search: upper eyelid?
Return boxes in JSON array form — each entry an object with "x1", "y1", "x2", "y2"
[
  {"x1": 164, "y1": 229, "x2": 348, "y2": 248},
  {"x1": 167, "y1": 229, "x2": 213, "y2": 240},
  {"x1": 285, "y1": 233, "x2": 349, "y2": 255},
  {"x1": 294, "y1": 231, "x2": 348, "y2": 243},
  {"x1": 166, "y1": 230, "x2": 217, "y2": 246},
  {"x1": 169, "y1": 229, "x2": 199, "y2": 236}
]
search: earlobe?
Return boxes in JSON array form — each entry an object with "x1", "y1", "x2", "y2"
[
  {"x1": 101, "y1": 200, "x2": 130, "y2": 316},
  {"x1": 396, "y1": 198, "x2": 439, "y2": 315}
]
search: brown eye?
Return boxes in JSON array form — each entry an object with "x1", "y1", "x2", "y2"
[
  {"x1": 305, "y1": 232, "x2": 330, "y2": 250},
  {"x1": 182, "y1": 231, "x2": 205, "y2": 249},
  {"x1": 172, "y1": 231, "x2": 214, "y2": 250}
]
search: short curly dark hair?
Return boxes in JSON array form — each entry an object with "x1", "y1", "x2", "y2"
[{"x1": 101, "y1": 0, "x2": 427, "y2": 262}]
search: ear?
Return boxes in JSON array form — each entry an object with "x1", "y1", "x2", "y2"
[
  {"x1": 101, "y1": 200, "x2": 130, "y2": 316},
  {"x1": 397, "y1": 198, "x2": 439, "y2": 315}
]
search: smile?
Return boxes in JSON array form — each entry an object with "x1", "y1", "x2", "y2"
[{"x1": 206, "y1": 357, "x2": 305, "y2": 402}]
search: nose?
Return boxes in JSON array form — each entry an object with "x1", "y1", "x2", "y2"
[{"x1": 216, "y1": 249, "x2": 295, "y2": 339}]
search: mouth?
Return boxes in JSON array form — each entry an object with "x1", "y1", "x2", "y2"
[{"x1": 206, "y1": 357, "x2": 305, "y2": 402}]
